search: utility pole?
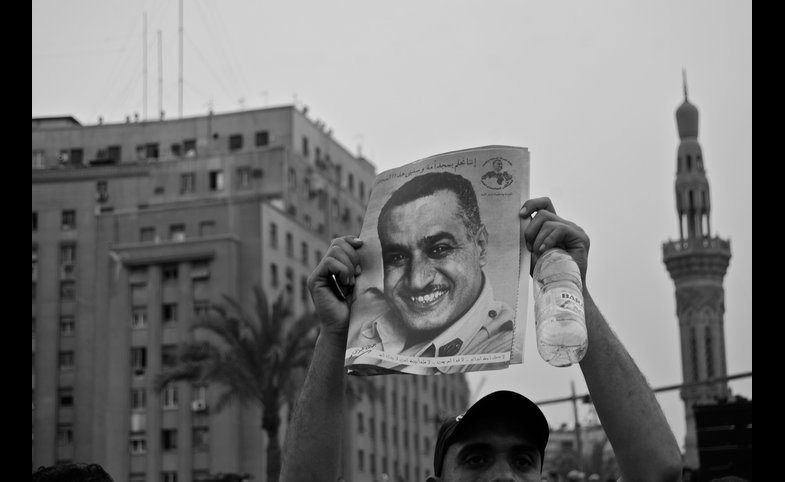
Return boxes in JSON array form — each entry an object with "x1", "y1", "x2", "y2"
[{"x1": 571, "y1": 381, "x2": 583, "y2": 472}]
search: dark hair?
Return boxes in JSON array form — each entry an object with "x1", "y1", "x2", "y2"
[
  {"x1": 32, "y1": 463, "x2": 114, "y2": 482},
  {"x1": 377, "y1": 171, "x2": 482, "y2": 238}
]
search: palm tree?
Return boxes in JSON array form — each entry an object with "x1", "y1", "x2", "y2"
[{"x1": 156, "y1": 287, "x2": 318, "y2": 482}]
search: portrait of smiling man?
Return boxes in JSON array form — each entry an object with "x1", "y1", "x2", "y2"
[{"x1": 346, "y1": 171, "x2": 516, "y2": 373}]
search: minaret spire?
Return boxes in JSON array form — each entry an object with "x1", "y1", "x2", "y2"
[{"x1": 682, "y1": 67, "x2": 688, "y2": 100}]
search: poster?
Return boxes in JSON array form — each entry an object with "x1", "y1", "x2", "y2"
[{"x1": 344, "y1": 145, "x2": 530, "y2": 375}]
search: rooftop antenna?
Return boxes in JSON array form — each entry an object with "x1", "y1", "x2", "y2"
[
  {"x1": 142, "y1": 12, "x2": 148, "y2": 121},
  {"x1": 178, "y1": 0, "x2": 183, "y2": 118},
  {"x1": 158, "y1": 29, "x2": 163, "y2": 120}
]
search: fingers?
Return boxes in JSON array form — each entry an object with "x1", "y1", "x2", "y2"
[
  {"x1": 520, "y1": 196, "x2": 556, "y2": 218},
  {"x1": 308, "y1": 235, "x2": 364, "y2": 292}
]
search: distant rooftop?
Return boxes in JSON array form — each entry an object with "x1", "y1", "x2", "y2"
[{"x1": 31, "y1": 116, "x2": 82, "y2": 129}]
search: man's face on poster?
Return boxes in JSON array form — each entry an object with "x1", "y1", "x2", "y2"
[
  {"x1": 493, "y1": 159, "x2": 504, "y2": 172},
  {"x1": 378, "y1": 189, "x2": 488, "y2": 339}
]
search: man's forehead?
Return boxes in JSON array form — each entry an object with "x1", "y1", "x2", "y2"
[{"x1": 386, "y1": 189, "x2": 461, "y2": 216}]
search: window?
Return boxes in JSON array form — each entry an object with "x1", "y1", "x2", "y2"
[
  {"x1": 60, "y1": 280, "x2": 76, "y2": 300},
  {"x1": 315, "y1": 251, "x2": 322, "y2": 265},
  {"x1": 162, "y1": 471, "x2": 178, "y2": 482},
  {"x1": 96, "y1": 181, "x2": 109, "y2": 202},
  {"x1": 32, "y1": 247, "x2": 38, "y2": 281},
  {"x1": 286, "y1": 232, "x2": 294, "y2": 257},
  {"x1": 193, "y1": 427, "x2": 209, "y2": 451},
  {"x1": 162, "y1": 345, "x2": 178, "y2": 367},
  {"x1": 32, "y1": 212, "x2": 38, "y2": 231},
  {"x1": 59, "y1": 387, "x2": 74, "y2": 407},
  {"x1": 199, "y1": 220, "x2": 215, "y2": 236},
  {"x1": 162, "y1": 303, "x2": 178, "y2": 324},
  {"x1": 348, "y1": 173, "x2": 354, "y2": 193},
  {"x1": 162, "y1": 429, "x2": 178, "y2": 451},
  {"x1": 161, "y1": 383, "x2": 178, "y2": 409},
  {"x1": 180, "y1": 173, "x2": 196, "y2": 194},
  {"x1": 315, "y1": 147, "x2": 321, "y2": 162},
  {"x1": 32, "y1": 150, "x2": 45, "y2": 169},
  {"x1": 131, "y1": 388, "x2": 146, "y2": 410},
  {"x1": 300, "y1": 276, "x2": 308, "y2": 302},
  {"x1": 145, "y1": 143, "x2": 159, "y2": 159},
  {"x1": 192, "y1": 384, "x2": 207, "y2": 405},
  {"x1": 270, "y1": 223, "x2": 278, "y2": 249},
  {"x1": 369, "y1": 416, "x2": 375, "y2": 439},
  {"x1": 237, "y1": 166, "x2": 251, "y2": 187},
  {"x1": 255, "y1": 130, "x2": 269, "y2": 146},
  {"x1": 300, "y1": 242, "x2": 308, "y2": 265},
  {"x1": 183, "y1": 139, "x2": 197, "y2": 157},
  {"x1": 59, "y1": 351, "x2": 74, "y2": 370},
  {"x1": 705, "y1": 326, "x2": 714, "y2": 378},
  {"x1": 209, "y1": 170, "x2": 224, "y2": 191},
  {"x1": 130, "y1": 433, "x2": 147, "y2": 454},
  {"x1": 60, "y1": 244, "x2": 76, "y2": 279},
  {"x1": 162, "y1": 264, "x2": 178, "y2": 282},
  {"x1": 131, "y1": 306, "x2": 147, "y2": 329},
  {"x1": 270, "y1": 264, "x2": 278, "y2": 288},
  {"x1": 170, "y1": 224, "x2": 186, "y2": 241},
  {"x1": 285, "y1": 268, "x2": 294, "y2": 296},
  {"x1": 194, "y1": 300, "x2": 211, "y2": 318},
  {"x1": 357, "y1": 412, "x2": 365, "y2": 433},
  {"x1": 61, "y1": 210, "x2": 76, "y2": 230},
  {"x1": 107, "y1": 145, "x2": 121, "y2": 163},
  {"x1": 140, "y1": 227, "x2": 156, "y2": 242},
  {"x1": 288, "y1": 167, "x2": 297, "y2": 189},
  {"x1": 358, "y1": 449, "x2": 365, "y2": 472},
  {"x1": 131, "y1": 347, "x2": 147, "y2": 375},
  {"x1": 302, "y1": 136, "x2": 309, "y2": 157},
  {"x1": 170, "y1": 143, "x2": 182, "y2": 158},
  {"x1": 60, "y1": 315, "x2": 75, "y2": 336},
  {"x1": 229, "y1": 134, "x2": 243, "y2": 151},
  {"x1": 359, "y1": 181, "x2": 365, "y2": 199},
  {"x1": 57, "y1": 425, "x2": 73, "y2": 446}
]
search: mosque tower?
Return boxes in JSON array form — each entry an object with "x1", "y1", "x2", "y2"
[{"x1": 662, "y1": 71, "x2": 732, "y2": 468}]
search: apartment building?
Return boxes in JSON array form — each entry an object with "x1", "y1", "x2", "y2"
[{"x1": 32, "y1": 106, "x2": 470, "y2": 482}]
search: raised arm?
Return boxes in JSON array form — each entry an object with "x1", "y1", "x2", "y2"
[
  {"x1": 280, "y1": 235, "x2": 363, "y2": 482},
  {"x1": 521, "y1": 198, "x2": 682, "y2": 482}
]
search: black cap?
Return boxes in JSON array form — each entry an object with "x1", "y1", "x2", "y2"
[{"x1": 433, "y1": 390, "x2": 549, "y2": 476}]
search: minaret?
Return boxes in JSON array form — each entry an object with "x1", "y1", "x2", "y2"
[{"x1": 662, "y1": 71, "x2": 732, "y2": 469}]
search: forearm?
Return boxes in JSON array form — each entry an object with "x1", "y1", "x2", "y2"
[
  {"x1": 579, "y1": 291, "x2": 682, "y2": 482},
  {"x1": 280, "y1": 329, "x2": 348, "y2": 482}
]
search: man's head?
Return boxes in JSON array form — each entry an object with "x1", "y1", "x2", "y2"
[
  {"x1": 430, "y1": 391, "x2": 550, "y2": 482},
  {"x1": 492, "y1": 158, "x2": 504, "y2": 172},
  {"x1": 377, "y1": 172, "x2": 488, "y2": 341}
]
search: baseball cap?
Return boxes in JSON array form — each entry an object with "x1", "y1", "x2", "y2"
[{"x1": 433, "y1": 390, "x2": 549, "y2": 477}]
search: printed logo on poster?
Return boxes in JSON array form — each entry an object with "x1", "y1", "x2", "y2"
[{"x1": 480, "y1": 156, "x2": 514, "y2": 190}]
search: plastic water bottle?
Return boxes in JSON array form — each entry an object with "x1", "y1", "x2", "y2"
[{"x1": 532, "y1": 248, "x2": 587, "y2": 367}]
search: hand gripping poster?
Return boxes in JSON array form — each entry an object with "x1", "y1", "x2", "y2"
[{"x1": 344, "y1": 145, "x2": 530, "y2": 375}]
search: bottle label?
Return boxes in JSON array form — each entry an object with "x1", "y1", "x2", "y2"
[{"x1": 536, "y1": 286, "x2": 585, "y2": 319}]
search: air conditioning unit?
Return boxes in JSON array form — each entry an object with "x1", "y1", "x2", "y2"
[{"x1": 191, "y1": 400, "x2": 208, "y2": 412}]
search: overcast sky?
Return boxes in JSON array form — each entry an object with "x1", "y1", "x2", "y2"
[{"x1": 33, "y1": 0, "x2": 752, "y2": 453}]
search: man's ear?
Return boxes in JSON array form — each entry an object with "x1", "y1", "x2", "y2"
[{"x1": 475, "y1": 224, "x2": 489, "y2": 267}]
